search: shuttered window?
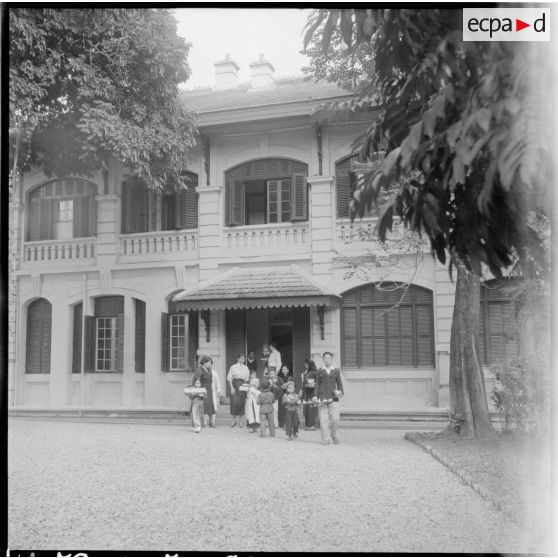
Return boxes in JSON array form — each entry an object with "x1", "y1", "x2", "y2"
[
  {"x1": 341, "y1": 283, "x2": 434, "y2": 368},
  {"x1": 122, "y1": 173, "x2": 198, "y2": 233},
  {"x1": 225, "y1": 158, "x2": 308, "y2": 226},
  {"x1": 27, "y1": 179, "x2": 97, "y2": 241},
  {"x1": 335, "y1": 153, "x2": 388, "y2": 219},
  {"x1": 480, "y1": 280, "x2": 520, "y2": 365},
  {"x1": 26, "y1": 298, "x2": 52, "y2": 374},
  {"x1": 161, "y1": 308, "x2": 199, "y2": 372}
]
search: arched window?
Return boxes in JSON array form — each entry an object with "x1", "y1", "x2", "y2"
[
  {"x1": 121, "y1": 173, "x2": 198, "y2": 233},
  {"x1": 224, "y1": 158, "x2": 308, "y2": 226},
  {"x1": 479, "y1": 280, "x2": 520, "y2": 365},
  {"x1": 341, "y1": 283, "x2": 434, "y2": 368},
  {"x1": 27, "y1": 178, "x2": 97, "y2": 241},
  {"x1": 335, "y1": 153, "x2": 387, "y2": 219},
  {"x1": 26, "y1": 298, "x2": 52, "y2": 374}
]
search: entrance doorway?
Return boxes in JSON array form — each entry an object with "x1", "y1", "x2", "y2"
[{"x1": 225, "y1": 307, "x2": 310, "y2": 391}]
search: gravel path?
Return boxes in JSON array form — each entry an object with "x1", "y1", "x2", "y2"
[{"x1": 8, "y1": 418, "x2": 537, "y2": 554}]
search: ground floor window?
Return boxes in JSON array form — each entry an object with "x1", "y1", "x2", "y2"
[
  {"x1": 81, "y1": 296, "x2": 124, "y2": 373},
  {"x1": 161, "y1": 308, "x2": 198, "y2": 372},
  {"x1": 341, "y1": 282, "x2": 434, "y2": 368},
  {"x1": 480, "y1": 280, "x2": 520, "y2": 365},
  {"x1": 26, "y1": 298, "x2": 52, "y2": 374}
]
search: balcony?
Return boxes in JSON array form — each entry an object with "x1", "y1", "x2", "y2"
[
  {"x1": 22, "y1": 238, "x2": 96, "y2": 267},
  {"x1": 222, "y1": 223, "x2": 310, "y2": 257},
  {"x1": 118, "y1": 230, "x2": 199, "y2": 264}
]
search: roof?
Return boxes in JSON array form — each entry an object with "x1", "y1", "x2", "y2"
[
  {"x1": 180, "y1": 75, "x2": 350, "y2": 113},
  {"x1": 172, "y1": 266, "x2": 340, "y2": 311}
]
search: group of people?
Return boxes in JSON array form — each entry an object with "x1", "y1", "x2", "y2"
[{"x1": 187, "y1": 343, "x2": 344, "y2": 445}]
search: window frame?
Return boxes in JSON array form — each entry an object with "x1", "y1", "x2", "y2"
[
  {"x1": 95, "y1": 316, "x2": 117, "y2": 372},
  {"x1": 341, "y1": 283, "x2": 435, "y2": 369},
  {"x1": 225, "y1": 158, "x2": 308, "y2": 227}
]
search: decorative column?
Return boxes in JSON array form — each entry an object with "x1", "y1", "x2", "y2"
[
  {"x1": 94, "y1": 194, "x2": 119, "y2": 269},
  {"x1": 121, "y1": 296, "x2": 136, "y2": 407},
  {"x1": 48, "y1": 293, "x2": 72, "y2": 406},
  {"x1": 196, "y1": 186, "x2": 222, "y2": 283}
]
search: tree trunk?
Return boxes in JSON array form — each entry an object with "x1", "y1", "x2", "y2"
[{"x1": 448, "y1": 264, "x2": 495, "y2": 439}]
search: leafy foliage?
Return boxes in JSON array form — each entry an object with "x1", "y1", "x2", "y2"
[
  {"x1": 304, "y1": 9, "x2": 551, "y2": 280},
  {"x1": 491, "y1": 357, "x2": 550, "y2": 433},
  {"x1": 9, "y1": 8, "x2": 197, "y2": 191}
]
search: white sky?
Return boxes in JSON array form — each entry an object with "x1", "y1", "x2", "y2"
[{"x1": 173, "y1": 8, "x2": 313, "y2": 89}]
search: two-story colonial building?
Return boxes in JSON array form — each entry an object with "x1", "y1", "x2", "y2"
[{"x1": 9, "y1": 55, "x2": 520, "y2": 413}]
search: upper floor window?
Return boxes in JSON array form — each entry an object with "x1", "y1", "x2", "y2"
[
  {"x1": 225, "y1": 158, "x2": 308, "y2": 226},
  {"x1": 480, "y1": 279, "x2": 520, "y2": 365},
  {"x1": 336, "y1": 153, "x2": 388, "y2": 219},
  {"x1": 121, "y1": 173, "x2": 198, "y2": 234},
  {"x1": 27, "y1": 178, "x2": 97, "y2": 241}
]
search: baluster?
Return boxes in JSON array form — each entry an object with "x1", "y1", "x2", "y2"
[{"x1": 90, "y1": 243, "x2": 95, "y2": 257}]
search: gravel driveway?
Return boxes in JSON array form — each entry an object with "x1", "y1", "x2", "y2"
[{"x1": 8, "y1": 418, "x2": 538, "y2": 554}]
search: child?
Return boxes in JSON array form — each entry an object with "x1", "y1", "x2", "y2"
[
  {"x1": 188, "y1": 378, "x2": 206, "y2": 433},
  {"x1": 245, "y1": 377, "x2": 261, "y2": 433},
  {"x1": 282, "y1": 381, "x2": 301, "y2": 441},
  {"x1": 268, "y1": 370, "x2": 281, "y2": 428},
  {"x1": 257, "y1": 379, "x2": 276, "y2": 437},
  {"x1": 276, "y1": 365, "x2": 291, "y2": 428}
]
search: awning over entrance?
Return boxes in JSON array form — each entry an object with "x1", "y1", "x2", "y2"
[{"x1": 172, "y1": 266, "x2": 340, "y2": 311}]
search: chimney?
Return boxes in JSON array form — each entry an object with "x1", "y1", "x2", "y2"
[
  {"x1": 249, "y1": 54, "x2": 275, "y2": 89},
  {"x1": 213, "y1": 54, "x2": 239, "y2": 90}
]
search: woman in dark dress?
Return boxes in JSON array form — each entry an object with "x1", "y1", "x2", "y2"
[
  {"x1": 227, "y1": 352, "x2": 250, "y2": 427},
  {"x1": 300, "y1": 358, "x2": 319, "y2": 430},
  {"x1": 246, "y1": 349, "x2": 258, "y2": 379},
  {"x1": 194, "y1": 355, "x2": 216, "y2": 427}
]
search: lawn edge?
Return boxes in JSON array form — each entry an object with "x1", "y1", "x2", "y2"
[{"x1": 404, "y1": 431, "x2": 518, "y2": 523}]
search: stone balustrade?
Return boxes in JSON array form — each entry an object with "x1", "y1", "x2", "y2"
[
  {"x1": 223, "y1": 223, "x2": 309, "y2": 251},
  {"x1": 23, "y1": 238, "x2": 96, "y2": 264},
  {"x1": 119, "y1": 230, "x2": 198, "y2": 262}
]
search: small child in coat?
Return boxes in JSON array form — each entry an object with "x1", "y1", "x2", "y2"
[
  {"x1": 189, "y1": 378, "x2": 206, "y2": 433},
  {"x1": 257, "y1": 379, "x2": 276, "y2": 437},
  {"x1": 282, "y1": 381, "x2": 301, "y2": 440}
]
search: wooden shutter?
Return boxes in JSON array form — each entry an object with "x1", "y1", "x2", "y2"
[
  {"x1": 135, "y1": 300, "x2": 146, "y2": 373},
  {"x1": 336, "y1": 157, "x2": 352, "y2": 218},
  {"x1": 28, "y1": 194, "x2": 41, "y2": 241},
  {"x1": 161, "y1": 312, "x2": 170, "y2": 372},
  {"x1": 187, "y1": 312, "x2": 199, "y2": 371},
  {"x1": 72, "y1": 303, "x2": 83, "y2": 374},
  {"x1": 372, "y1": 308, "x2": 386, "y2": 366},
  {"x1": 73, "y1": 197, "x2": 82, "y2": 238},
  {"x1": 39, "y1": 199, "x2": 53, "y2": 240},
  {"x1": 290, "y1": 173, "x2": 308, "y2": 222},
  {"x1": 342, "y1": 308, "x2": 358, "y2": 367},
  {"x1": 122, "y1": 182, "x2": 139, "y2": 233},
  {"x1": 26, "y1": 299, "x2": 52, "y2": 374},
  {"x1": 83, "y1": 315, "x2": 95, "y2": 372},
  {"x1": 415, "y1": 304, "x2": 434, "y2": 366},
  {"x1": 180, "y1": 188, "x2": 198, "y2": 229},
  {"x1": 115, "y1": 315, "x2": 124, "y2": 372},
  {"x1": 226, "y1": 178, "x2": 245, "y2": 226}
]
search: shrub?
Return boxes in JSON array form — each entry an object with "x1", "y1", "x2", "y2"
[{"x1": 491, "y1": 356, "x2": 550, "y2": 433}]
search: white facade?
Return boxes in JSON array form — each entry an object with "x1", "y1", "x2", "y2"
[{"x1": 10, "y1": 71, "x2": 475, "y2": 413}]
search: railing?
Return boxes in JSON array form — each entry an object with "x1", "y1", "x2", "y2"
[
  {"x1": 337, "y1": 218, "x2": 407, "y2": 243},
  {"x1": 119, "y1": 230, "x2": 198, "y2": 261},
  {"x1": 23, "y1": 238, "x2": 96, "y2": 263},
  {"x1": 223, "y1": 223, "x2": 309, "y2": 250}
]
